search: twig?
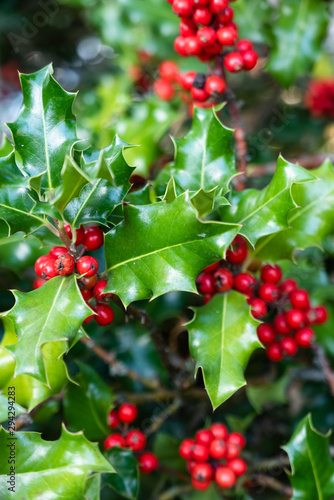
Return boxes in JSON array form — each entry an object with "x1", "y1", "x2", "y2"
[
  {"x1": 145, "y1": 400, "x2": 181, "y2": 435},
  {"x1": 251, "y1": 473, "x2": 293, "y2": 497},
  {"x1": 121, "y1": 388, "x2": 207, "y2": 403},
  {"x1": 53, "y1": 219, "x2": 78, "y2": 258},
  {"x1": 312, "y1": 342, "x2": 334, "y2": 397},
  {"x1": 45, "y1": 220, "x2": 60, "y2": 238}
]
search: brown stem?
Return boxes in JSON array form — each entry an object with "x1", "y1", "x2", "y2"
[
  {"x1": 251, "y1": 474, "x2": 293, "y2": 497},
  {"x1": 145, "y1": 400, "x2": 181, "y2": 435},
  {"x1": 120, "y1": 387, "x2": 207, "y2": 403},
  {"x1": 53, "y1": 219, "x2": 78, "y2": 258},
  {"x1": 45, "y1": 220, "x2": 60, "y2": 238},
  {"x1": 312, "y1": 342, "x2": 334, "y2": 397}
]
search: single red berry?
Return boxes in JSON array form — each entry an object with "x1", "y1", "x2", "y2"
[
  {"x1": 93, "y1": 280, "x2": 114, "y2": 303},
  {"x1": 174, "y1": 36, "x2": 188, "y2": 56},
  {"x1": 83, "y1": 305, "x2": 94, "y2": 325},
  {"x1": 159, "y1": 60, "x2": 179, "y2": 81},
  {"x1": 195, "y1": 429, "x2": 213, "y2": 446},
  {"x1": 290, "y1": 289, "x2": 310, "y2": 310},
  {"x1": 280, "y1": 337, "x2": 298, "y2": 356},
  {"x1": 179, "y1": 71, "x2": 197, "y2": 90},
  {"x1": 225, "y1": 442, "x2": 240, "y2": 460},
  {"x1": 192, "y1": 463, "x2": 213, "y2": 482},
  {"x1": 285, "y1": 309, "x2": 305, "y2": 329},
  {"x1": 210, "y1": 0, "x2": 228, "y2": 14},
  {"x1": 187, "y1": 460, "x2": 198, "y2": 473},
  {"x1": 215, "y1": 466, "x2": 236, "y2": 488},
  {"x1": 234, "y1": 273, "x2": 255, "y2": 296},
  {"x1": 193, "y1": 7, "x2": 212, "y2": 25},
  {"x1": 33, "y1": 278, "x2": 46, "y2": 289},
  {"x1": 242, "y1": 50, "x2": 258, "y2": 70},
  {"x1": 257, "y1": 323, "x2": 276, "y2": 345},
  {"x1": 312, "y1": 306, "x2": 328, "y2": 325},
  {"x1": 74, "y1": 225, "x2": 85, "y2": 246},
  {"x1": 191, "y1": 0, "x2": 210, "y2": 6},
  {"x1": 228, "y1": 458, "x2": 247, "y2": 476},
  {"x1": 205, "y1": 75, "x2": 226, "y2": 95},
  {"x1": 126, "y1": 430, "x2": 146, "y2": 452},
  {"x1": 214, "y1": 268, "x2": 234, "y2": 293},
  {"x1": 107, "y1": 409, "x2": 119, "y2": 429},
  {"x1": 236, "y1": 39, "x2": 253, "y2": 52},
  {"x1": 77, "y1": 256, "x2": 99, "y2": 277},
  {"x1": 279, "y1": 279, "x2": 298, "y2": 294},
  {"x1": 139, "y1": 452, "x2": 159, "y2": 474},
  {"x1": 258, "y1": 283, "x2": 281, "y2": 303},
  {"x1": 82, "y1": 226, "x2": 104, "y2": 251},
  {"x1": 172, "y1": 0, "x2": 194, "y2": 16},
  {"x1": 203, "y1": 262, "x2": 220, "y2": 274},
  {"x1": 94, "y1": 304, "x2": 114, "y2": 326},
  {"x1": 49, "y1": 246, "x2": 68, "y2": 259},
  {"x1": 179, "y1": 18, "x2": 197, "y2": 37},
  {"x1": 191, "y1": 88, "x2": 209, "y2": 103},
  {"x1": 191, "y1": 478, "x2": 211, "y2": 490},
  {"x1": 217, "y1": 6, "x2": 234, "y2": 24},
  {"x1": 41, "y1": 259, "x2": 58, "y2": 280},
  {"x1": 78, "y1": 274, "x2": 98, "y2": 290},
  {"x1": 295, "y1": 327, "x2": 314, "y2": 347},
  {"x1": 104, "y1": 434, "x2": 126, "y2": 450},
  {"x1": 227, "y1": 432, "x2": 246, "y2": 449},
  {"x1": 35, "y1": 255, "x2": 52, "y2": 277},
  {"x1": 274, "y1": 314, "x2": 292, "y2": 335},
  {"x1": 65, "y1": 222, "x2": 73, "y2": 239},
  {"x1": 203, "y1": 294, "x2": 213, "y2": 304},
  {"x1": 217, "y1": 26, "x2": 237, "y2": 46},
  {"x1": 191, "y1": 444, "x2": 210, "y2": 462},
  {"x1": 248, "y1": 298, "x2": 267, "y2": 319},
  {"x1": 260, "y1": 264, "x2": 282, "y2": 285},
  {"x1": 118, "y1": 403, "x2": 138, "y2": 424},
  {"x1": 266, "y1": 343, "x2": 283, "y2": 362},
  {"x1": 81, "y1": 289, "x2": 92, "y2": 302},
  {"x1": 54, "y1": 253, "x2": 75, "y2": 277},
  {"x1": 224, "y1": 52, "x2": 244, "y2": 72},
  {"x1": 210, "y1": 423, "x2": 228, "y2": 440},
  {"x1": 185, "y1": 36, "x2": 202, "y2": 56},
  {"x1": 209, "y1": 439, "x2": 226, "y2": 459},
  {"x1": 154, "y1": 78, "x2": 175, "y2": 101},
  {"x1": 197, "y1": 27, "x2": 216, "y2": 47},
  {"x1": 226, "y1": 235, "x2": 248, "y2": 264},
  {"x1": 204, "y1": 42, "x2": 223, "y2": 55},
  {"x1": 180, "y1": 439, "x2": 195, "y2": 459},
  {"x1": 196, "y1": 272, "x2": 215, "y2": 294}
]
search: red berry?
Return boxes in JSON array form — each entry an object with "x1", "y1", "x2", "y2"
[
  {"x1": 224, "y1": 52, "x2": 244, "y2": 72},
  {"x1": 214, "y1": 268, "x2": 234, "y2": 293},
  {"x1": 35, "y1": 255, "x2": 52, "y2": 277},
  {"x1": 217, "y1": 6, "x2": 234, "y2": 24},
  {"x1": 159, "y1": 60, "x2": 179, "y2": 81},
  {"x1": 195, "y1": 429, "x2": 213, "y2": 446},
  {"x1": 203, "y1": 262, "x2": 220, "y2": 274},
  {"x1": 49, "y1": 246, "x2": 68, "y2": 259},
  {"x1": 78, "y1": 274, "x2": 98, "y2": 290},
  {"x1": 290, "y1": 289, "x2": 310, "y2": 310},
  {"x1": 285, "y1": 309, "x2": 305, "y2": 329},
  {"x1": 258, "y1": 283, "x2": 281, "y2": 303},
  {"x1": 126, "y1": 430, "x2": 146, "y2": 452},
  {"x1": 93, "y1": 280, "x2": 114, "y2": 303},
  {"x1": 187, "y1": 460, "x2": 198, "y2": 473},
  {"x1": 228, "y1": 458, "x2": 247, "y2": 476},
  {"x1": 210, "y1": 423, "x2": 228, "y2": 440},
  {"x1": 225, "y1": 442, "x2": 240, "y2": 460},
  {"x1": 180, "y1": 439, "x2": 195, "y2": 459},
  {"x1": 191, "y1": 0, "x2": 210, "y2": 5},
  {"x1": 257, "y1": 323, "x2": 276, "y2": 345},
  {"x1": 191, "y1": 87, "x2": 209, "y2": 101},
  {"x1": 215, "y1": 466, "x2": 236, "y2": 488},
  {"x1": 193, "y1": 7, "x2": 212, "y2": 25},
  {"x1": 174, "y1": 36, "x2": 188, "y2": 56},
  {"x1": 54, "y1": 253, "x2": 75, "y2": 277},
  {"x1": 226, "y1": 236, "x2": 248, "y2": 264},
  {"x1": 191, "y1": 444, "x2": 210, "y2": 462},
  {"x1": 107, "y1": 409, "x2": 119, "y2": 429},
  {"x1": 33, "y1": 278, "x2": 46, "y2": 289},
  {"x1": 295, "y1": 327, "x2": 314, "y2": 347},
  {"x1": 266, "y1": 343, "x2": 283, "y2": 362},
  {"x1": 234, "y1": 273, "x2": 255, "y2": 296},
  {"x1": 274, "y1": 314, "x2": 292, "y2": 335},
  {"x1": 260, "y1": 264, "x2": 282, "y2": 285},
  {"x1": 82, "y1": 226, "x2": 104, "y2": 251},
  {"x1": 118, "y1": 403, "x2": 138, "y2": 424},
  {"x1": 154, "y1": 78, "x2": 175, "y2": 101},
  {"x1": 41, "y1": 259, "x2": 58, "y2": 280},
  {"x1": 236, "y1": 39, "x2": 253, "y2": 52},
  {"x1": 94, "y1": 304, "x2": 114, "y2": 326},
  {"x1": 280, "y1": 279, "x2": 298, "y2": 294},
  {"x1": 83, "y1": 305, "x2": 94, "y2": 324},
  {"x1": 203, "y1": 294, "x2": 213, "y2": 304},
  {"x1": 205, "y1": 75, "x2": 226, "y2": 95},
  {"x1": 185, "y1": 36, "x2": 202, "y2": 55},
  {"x1": 192, "y1": 463, "x2": 213, "y2": 482},
  {"x1": 210, "y1": 0, "x2": 228, "y2": 14},
  {"x1": 74, "y1": 225, "x2": 85, "y2": 245},
  {"x1": 196, "y1": 272, "x2": 215, "y2": 294},
  {"x1": 197, "y1": 27, "x2": 216, "y2": 46},
  {"x1": 204, "y1": 42, "x2": 223, "y2": 55},
  {"x1": 248, "y1": 298, "x2": 267, "y2": 319},
  {"x1": 280, "y1": 337, "x2": 298, "y2": 356},
  {"x1": 104, "y1": 434, "x2": 126, "y2": 450},
  {"x1": 65, "y1": 222, "x2": 73, "y2": 239},
  {"x1": 209, "y1": 439, "x2": 226, "y2": 459},
  {"x1": 179, "y1": 71, "x2": 197, "y2": 90},
  {"x1": 242, "y1": 50, "x2": 258, "y2": 70},
  {"x1": 217, "y1": 26, "x2": 237, "y2": 46},
  {"x1": 179, "y1": 18, "x2": 197, "y2": 37},
  {"x1": 227, "y1": 433, "x2": 246, "y2": 449},
  {"x1": 310, "y1": 306, "x2": 328, "y2": 325},
  {"x1": 191, "y1": 478, "x2": 211, "y2": 490},
  {"x1": 172, "y1": 0, "x2": 194, "y2": 16},
  {"x1": 77, "y1": 256, "x2": 99, "y2": 277},
  {"x1": 139, "y1": 452, "x2": 159, "y2": 474}
]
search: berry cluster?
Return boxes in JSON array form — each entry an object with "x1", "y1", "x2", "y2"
[
  {"x1": 305, "y1": 79, "x2": 334, "y2": 119},
  {"x1": 104, "y1": 403, "x2": 159, "y2": 474},
  {"x1": 196, "y1": 236, "x2": 328, "y2": 361},
  {"x1": 154, "y1": 0, "x2": 258, "y2": 105},
  {"x1": 33, "y1": 224, "x2": 114, "y2": 327},
  {"x1": 179, "y1": 423, "x2": 247, "y2": 491}
]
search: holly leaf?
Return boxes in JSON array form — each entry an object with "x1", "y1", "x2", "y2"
[
  {"x1": 283, "y1": 414, "x2": 334, "y2": 500},
  {"x1": 170, "y1": 107, "x2": 237, "y2": 194},
  {"x1": 7, "y1": 65, "x2": 78, "y2": 192},
  {"x1": 254, "y1": 161, "x2": 334, "y2": 261},
  {"x1": 104, "y1": 193, "x2": 240, "y2": 306},
  {"x1": 103, "y1": 448, "x2": 139, "y2": 500},
  {"x1": 0, "y1": 426, "x2": 114, "y2": 500},
  {"x1": 0, "y1": 152, "x2": 29, "y2": 188},
  {"x1": 246, "y1": 374, "x2": 289, "y2": 413},
  {"x1": 187, "y1": 292, "x2": 261, "y2": 409},
  {"x1": 219, "y1": 157, "x2": 317, "y2": 246},
  {"x1": 0, "y1": 394, "x2": 26, "y2": 423},
  {"x1": 1, "y1": 276, "x2": 92, "y2": 384},
  {"x1": 52, "y1": 155, "x2": 91, "y2": 213},
  {"x1": 267, "y1": 0, "x2": 329, "y2": 87}
]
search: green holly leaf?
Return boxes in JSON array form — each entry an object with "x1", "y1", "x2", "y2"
[
  {"x1": 187, "y1": 292, "x2": 261, "y2": 409},
  {"x1": 63, "y1": 362, "x2": 113, "y2": 441},
  {"x1": 103, "y1": 448, "x2": 139, "y2": 500},
  {"x1": 170, "y1": 107, "x2": 237, "y2": 194},
  {"x1": 219, "y1": 157, "x2": 317, "y2": 246},
  {"x1": 267, "y1": 0, "x2": 329, "y2": 87},
  {"x1": 254, "y1": 161, "x2": 334, "y2": 261},
  {"x1": 0, "y1": 152, "x2": 29, "y2": 188},
  {"x1": 283, "y1": 414, "x2": 334, "y2": 500},
  {"x1": 0, "y1": 394, "x2": 26, "y2": 423},
  {"x1": 0, "y1": 426, "x2": 114, "y2": 500},
  {"x1": 52, "y1": 155, "x2": 91, "y2": 213},
  {"x1": 104, "y1": 193, "x2": 239, "y2": 306},
  {"x1": 1, "y1": 276, "x2": 92, "y2": 384},
  {"x1": 7, "y1": 65, "x2": 78, "y2": 192}
]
